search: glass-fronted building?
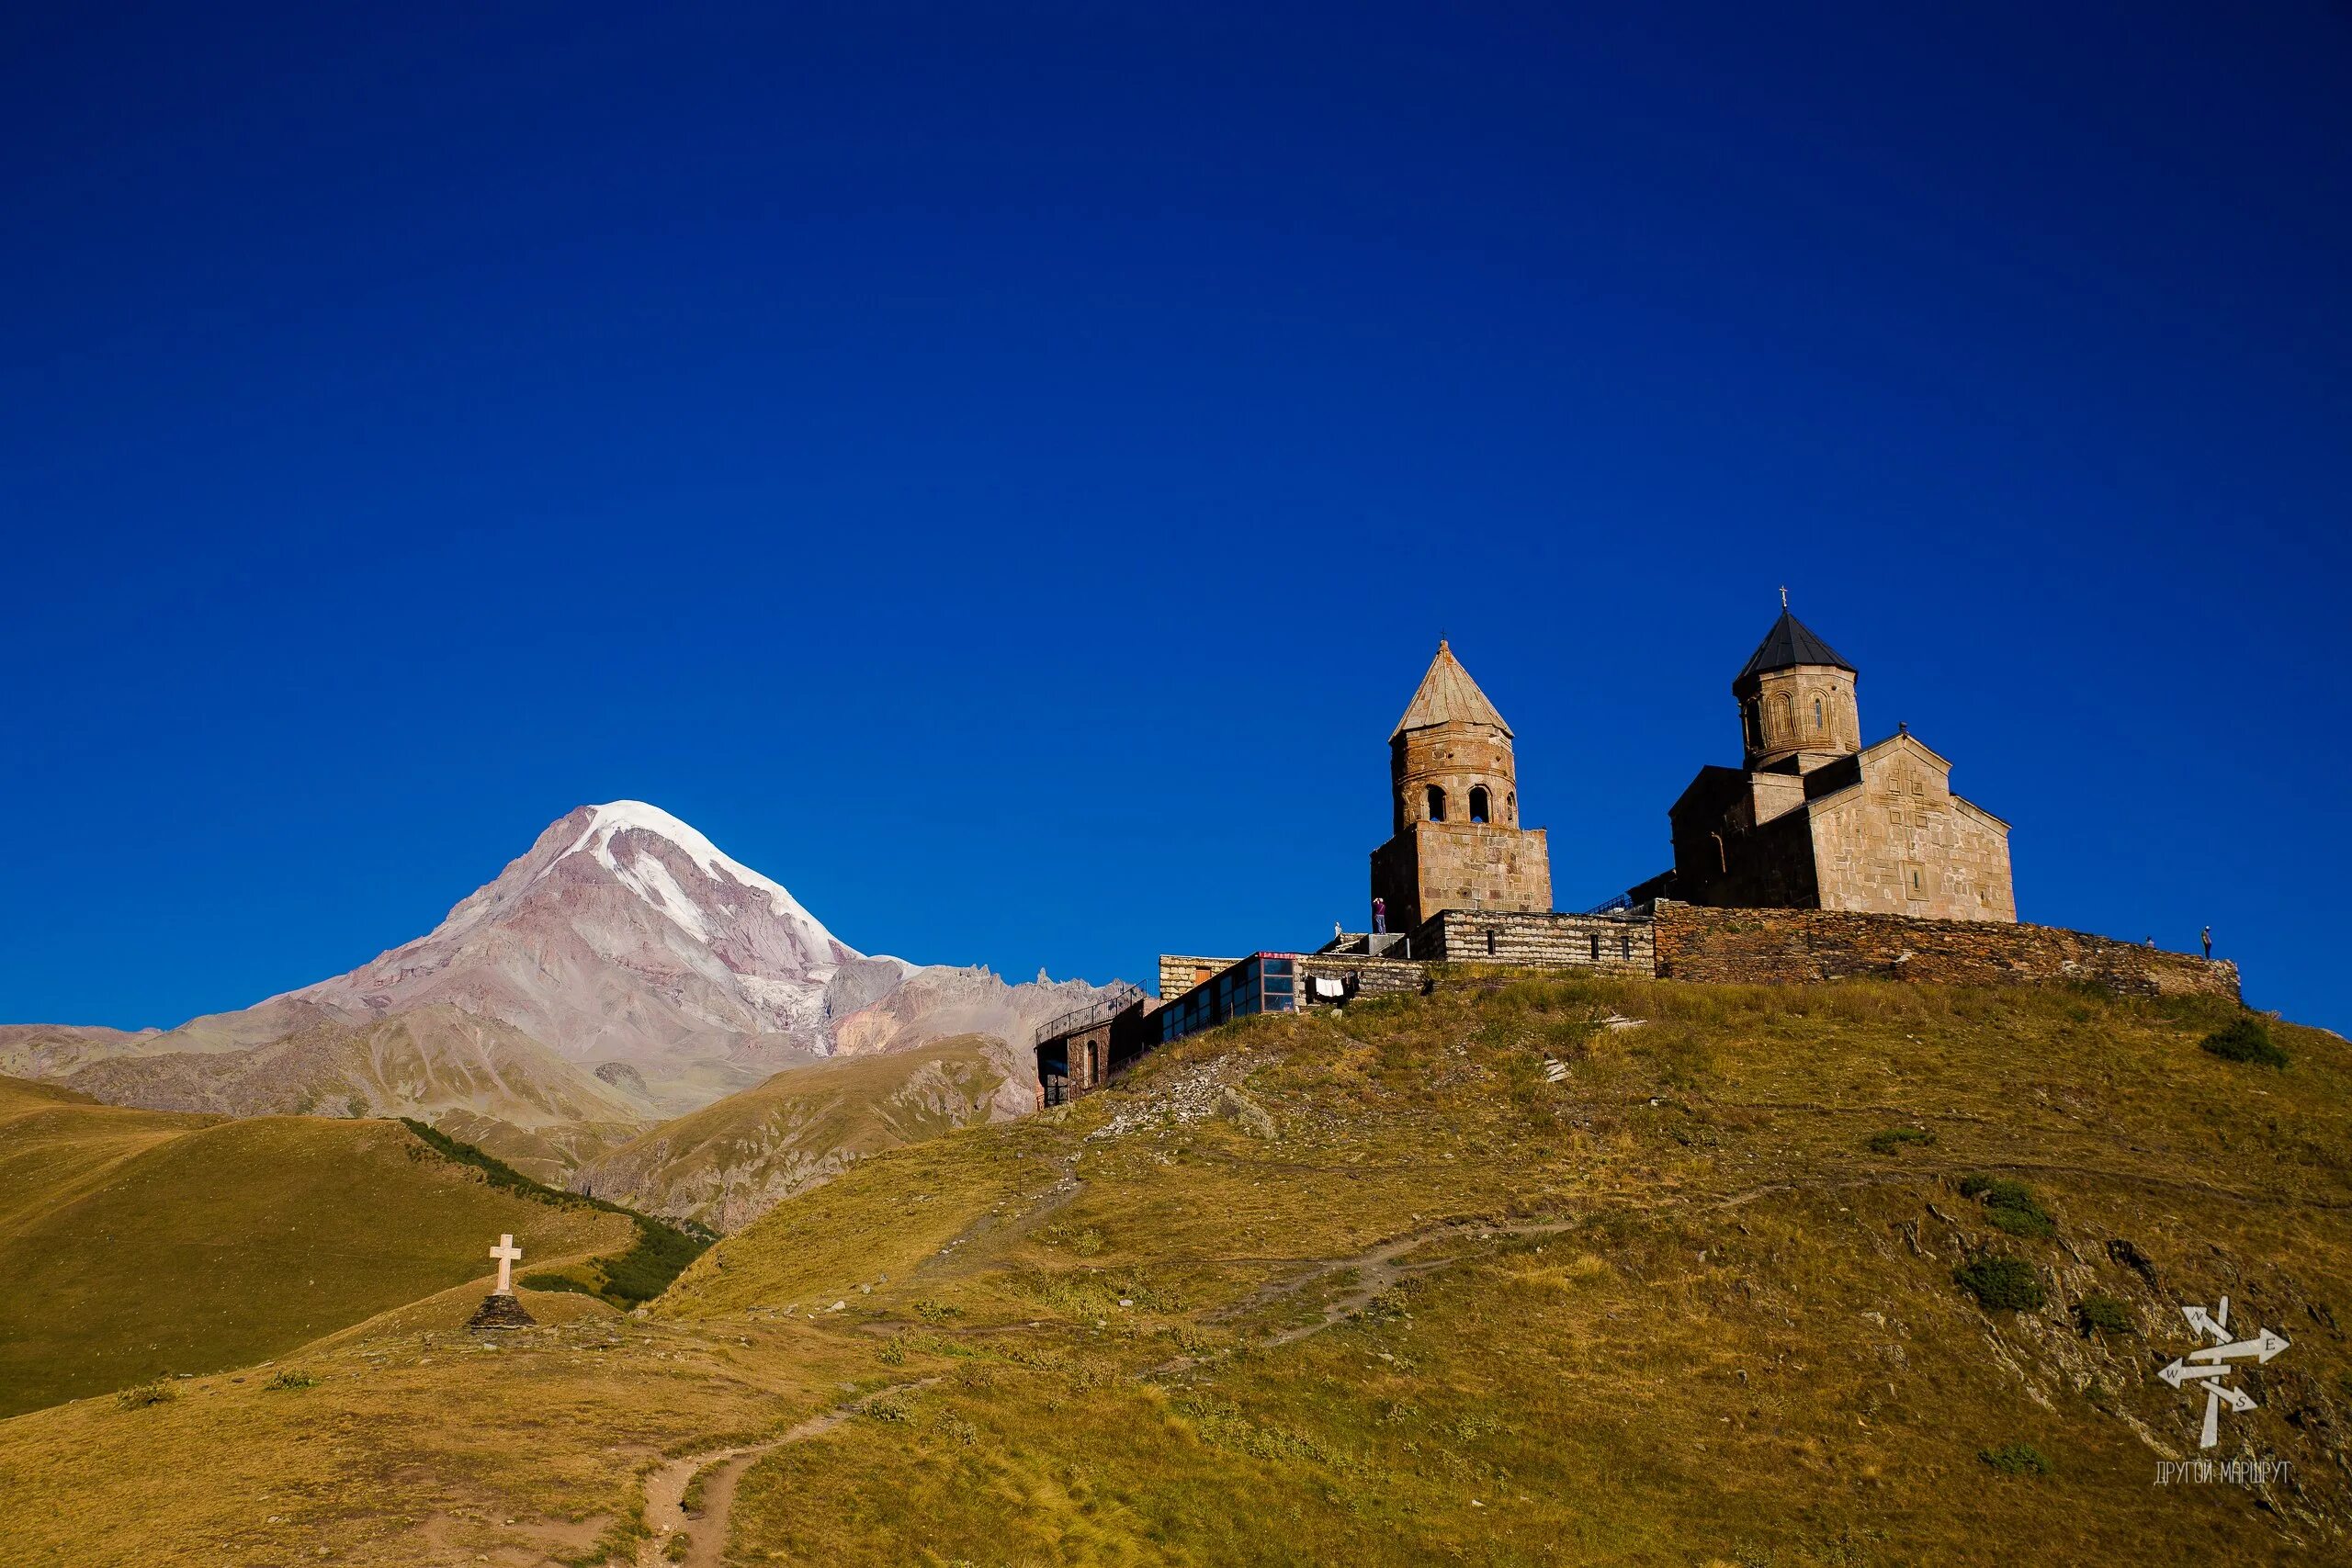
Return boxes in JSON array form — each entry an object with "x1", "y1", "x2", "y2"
[{"x1": 1154, "y1": 953, "x2": 1298, "y2": 1043}]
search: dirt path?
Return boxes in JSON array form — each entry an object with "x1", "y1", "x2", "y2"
[
  {"x1": 901, "y1": 1170, "x2": 1085, "y2": 1289},
  {"x1": 1123, "y1": 1214, "x2": 1587, "y2": 1378},
  {"x1": 1249, "y1": 1216, "x2": 1583, "y2": 1348},
  {"x1": 630, "y1": 1381, "x2": 934, "y2": 1568}
]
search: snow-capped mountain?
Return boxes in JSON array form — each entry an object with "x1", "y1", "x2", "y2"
[
  {"x1": 22, "y1": 804, "x2": 1123, "y2": 1169},
  {"x1": 287, "y1": 800, "x2": 904, "y2": 1100}
]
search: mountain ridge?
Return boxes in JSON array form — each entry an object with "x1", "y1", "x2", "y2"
[{"x1": 10, "y1": 802, "x2": 1125, "y2": 1183}]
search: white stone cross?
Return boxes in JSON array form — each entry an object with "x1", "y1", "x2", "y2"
[{"x1": 491, "y1": 1234, "x2": 522, "y2": 1295}]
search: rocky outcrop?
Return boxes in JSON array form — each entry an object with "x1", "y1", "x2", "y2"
[{"x1": 464, "y1": 1292, "x2": 537, "y2": 1330}]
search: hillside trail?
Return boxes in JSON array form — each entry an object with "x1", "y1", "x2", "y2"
[
  {"x1": 639, "y1": 1382, "x2": 941, "y2": 1568},
  {"x1": 1116, "y1": 1213, "x2": 1588, "y2": 1378},
  {"x1": 630, "y1": 1380, "x2": 935, "y2": 1568}
]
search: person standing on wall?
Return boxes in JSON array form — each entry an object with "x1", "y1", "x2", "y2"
[{"x1": 1373, "y1": 897, "x2": 1386, "y2": 935}]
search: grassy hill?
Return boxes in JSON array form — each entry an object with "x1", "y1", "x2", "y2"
[
  {"x1": 573, "y1": 1033, "x2": 1012, "y2": 1231},
  {"x1": 0, "y1": 1077, "x2": 634, "y2": 1417},
  {"x1": 2, "y1": 976, "x2": 2347, "y2": 1565}
]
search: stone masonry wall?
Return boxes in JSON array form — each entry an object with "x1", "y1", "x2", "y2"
[
  {"x1": 1296, "y1": 953, "x2": 1432, "y2": 1000},
  {"x1": 1651, "y1": 900, "x2": 2239, "y2": 999},
  {"x1": 1805, "y1": 738, "x2": 2015, "y2": 921},
  {"x1": 1415, "y1": 909, "x2": 1655, "y2": 976},
  {"x1": 1159, "y1": 955, "x2": 1241, "y2": 1000},
  {"x1": 1374, "y1": 820, "x2": 1552, "y2": 932}
]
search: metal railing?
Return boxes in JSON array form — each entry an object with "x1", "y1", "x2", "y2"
[
  {"x1": 1580, "y1": 893, "x2": 1656, "y2": 918},
  {"x1": 1032, "y1": 982, "x2": 1146, "y2": 1048}
]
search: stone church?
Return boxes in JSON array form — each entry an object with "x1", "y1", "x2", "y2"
[{"x1": 1657, "y1": 604, "x2": 2016, "y2": 920}]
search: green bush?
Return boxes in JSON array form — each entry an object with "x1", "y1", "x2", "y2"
[
  {"x1": 593, "y1": 1220, "x2": 710, "y2": 1305},
  {"x1": 1979, "y1": 1441, "x2": 2051, "y2": 1476},
  {"x1": 396, "y1": 1119, "x2": 714, "y2": 1306},
  {"x1": 1958, "y1": 1175, "x2": 2055, "y2": 1238},
  {"x1": 116, "y1": 1382, "x2": 176, "y2": 1409},
  {"x1": 1955, "y1": 1258, "x2": 2047, "y2": 1311},
  {"x1": 2200, "y1": 1016, "x2": 2288, "y2": 1069},
  {"x1": 1866, "y1": 1126, "x2": 1935, "y2": 1155},
  {"x1": 518, "y1": 1271, "x2": 598, "y2": 1297},
  {"x1": 264, "y1": 1370, "x2": 320, "y2": 1391},
  {"x1": 2073, "y1": 1294, "x2": 2132, "y2": 1336}
]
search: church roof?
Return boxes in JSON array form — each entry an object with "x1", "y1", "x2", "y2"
[
  {"x1": 1736, "y1": 609, "x2": 1854, "y2": 682},
  {"x1": 1392, "y1": 640, "x2": 1512, "y2": 739}
]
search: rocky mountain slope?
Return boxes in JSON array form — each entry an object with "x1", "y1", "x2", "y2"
[
  {"x1": 60, "y1": 1007, "x2": 655, "y2": 1182},
  {"x1": 17, "y1": 803, "x2": 1121, "y2": 1180},
  {"x1": 5, "y1": 976, "x2": 2344, "y2": 1565},
  {"x1": 572, "y1": 1034, "x2": 1013, "y2": 1232},
  {"x1": 0, "y1": 1023, "x2": 159, "y2": 1080}
]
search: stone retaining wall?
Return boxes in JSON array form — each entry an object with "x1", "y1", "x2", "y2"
[
  {"x1": 1650, "y1": 900, "x2": 2240, "y2": 1000},
  {"x1": 1411, "y1": 909, "x2": 1655, "y2": 976},
  {"x1": 1296, "y1": 953, "x2": 1432, "y2": 1001}
]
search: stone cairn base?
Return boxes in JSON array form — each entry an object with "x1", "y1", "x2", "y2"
[{"x1": 465, "y1": 1291, "x2": 537, "y2": 1330}]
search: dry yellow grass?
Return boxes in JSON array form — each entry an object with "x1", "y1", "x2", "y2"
[
  {"x1": 5, "y1": 978, "x2": 2346, "y2": 1564},
  {"x1": 0, "y1": 1078, "x2": 632, "y2": 1417}
]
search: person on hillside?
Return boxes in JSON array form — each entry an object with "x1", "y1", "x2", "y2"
[
  {"x1": 2203, "y1": 926, "x2": 2213, "y2": 959},
  {"x1": 1373, "y1": 897, "x2": 1387, "y2": 936}
]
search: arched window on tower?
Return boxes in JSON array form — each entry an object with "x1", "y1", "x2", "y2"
[
  {"x1": 1469, "y1": 785, "x2": 1490, "y2": 824},
  {"x1": 1426, "y1": 785, "x2": 1447, "y2": 822},
  {"x1": 1814, "y1": 694, "x2": 1825, "y2": 731},
  {"x1": 1770, "y1": 693, "x2": 1792, "y2": 741},
  {"x1": 1506, "y1": 791, "x2": 1516, "y2": 824}
]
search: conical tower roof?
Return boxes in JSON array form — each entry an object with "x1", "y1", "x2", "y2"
[
  {"x1": 1391, "y1": 640, "x2": 1512, "y2": 739},
  {"x1": 1736, "y1": 608, "x2": 1853, "y2": 682}
]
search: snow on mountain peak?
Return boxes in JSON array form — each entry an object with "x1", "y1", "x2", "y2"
[{"x1": 551, "y1": 801, "x2": 846, "y2": 956}]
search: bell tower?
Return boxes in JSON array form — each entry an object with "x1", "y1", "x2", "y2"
[
  {"x1": 1369, "y1": 641, "x2": 1552, "y2": 935},
  {"x1": 1735, "y1": 597, "x2": 1860, "y2": 773}
]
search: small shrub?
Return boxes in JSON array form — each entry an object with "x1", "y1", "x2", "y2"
[
  {"x1": 116, "y1": 1382, "x2": 176, "y2": 1409},
  {"x1": 2074, "y1": 1294, "x2": 2132, "y2": 1337},
  {"x1": 1955, "y1": 1258, "x2": 2047, "y2": 1311},
  {"x1": 519, "y1": 1272, "x2": 598, "y2": 1297},
  {"x1": 664, "y1": 1530, "x2": 691, "y2": 1562},
  {"x1": 877, "y1": 1336, "x2": 906, "y2": 1366},
  {"x1": 913, "y1": 1300, "x2": 962, "y2": 1323},
  {"x1": 2200, "y1": 1016, "x2": 2288, "y2": 1069},
  {"x1": 264, "y1": 1370, "x2": 320, "y2": 1391},
  {"x1": 1866, "y1": 1126, "x2": 1935, "y2": 1155},
  {"x1": 1979, "y1": 1441, "x2": 2051, "y2": 1477},
  {"x1": 1958, "y1": 1175, "x2": 2055, "y2": 1238},
  {"x1": 863, "y1": 1395, "x2": 912, "y2": 1424}
]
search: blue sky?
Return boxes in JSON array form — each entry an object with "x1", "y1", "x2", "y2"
[{"x1": 5, "y1": 3, "x2": 2347, "y2": 1032}]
